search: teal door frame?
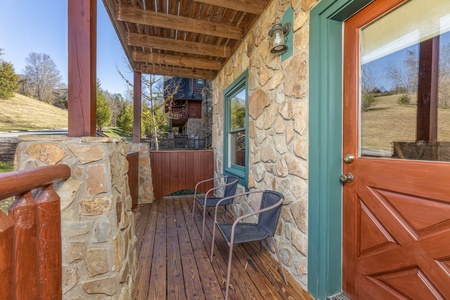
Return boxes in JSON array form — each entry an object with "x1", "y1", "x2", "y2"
[{"x1": 308, "y1": 0, "x2": 372, "y2": 299}]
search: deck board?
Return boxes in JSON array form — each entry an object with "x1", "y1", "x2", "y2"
[{"x1": 133, "y1": 196, "x2": 313, "y2": 300}]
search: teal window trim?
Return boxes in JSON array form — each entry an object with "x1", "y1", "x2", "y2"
[
  {"x1": 308, "y1": 0, "x2": 373, "y2": 299},
  {"x1": 223, "y1": 70, "x2": 249, "y2": 187}
]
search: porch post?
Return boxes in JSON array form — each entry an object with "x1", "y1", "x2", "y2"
[
  {"x1": 68, "y1": 0, "x2": 97, "y2": 137},
  {"x1": 416, "y1": 36, "x2": 439, "y2": 143},
  {"x1": 133, "y1": 71, "x2": 142, "y2": 143}
]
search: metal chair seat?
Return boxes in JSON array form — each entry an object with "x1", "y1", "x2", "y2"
[
  {"x1": 194, "y1": 196, "x2": 233, "y2": 207},
  {"x1": 216, "y1": 222, "x2": 272, "y2": 245}
]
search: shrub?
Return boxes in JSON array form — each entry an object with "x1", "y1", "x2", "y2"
[
  {"x1": 362, "y1": 93, "x2": 377, "y2": 111},
  {"x1": 397, "y1": 94, "x2": 411, "y2": 105}
]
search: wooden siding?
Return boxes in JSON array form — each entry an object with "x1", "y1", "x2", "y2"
[
  {"x1": 150, "y1": 150, "x2": 214, "y2": 198},
  {"x1": 133, "y1": 197, "x2": 313, "y2": 300}
]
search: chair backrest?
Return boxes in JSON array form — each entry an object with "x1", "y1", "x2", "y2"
[
  {"x1": 258, "y1": 190, "x2": 284, "y2": 237},
  {"x1": 223, "y1": 176, "x2": 238, "y2": 198}
]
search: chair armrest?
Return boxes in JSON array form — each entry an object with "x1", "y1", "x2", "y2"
[
  {"x1": 194, "y1": 176, "x2": 229, "y2": 198},
  {"x1": 212, "y1": 190, "x2": 264, "y2": 226},
  {"x1": 229, "y1": 197, "x2": 284, "y2": 246},
  {"x1": 201, "y1": 177, "x2": 239, "y2": 206}
]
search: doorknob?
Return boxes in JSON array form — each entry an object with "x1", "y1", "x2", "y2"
[
  {"x1": 340, "y1": 173, "x2": 354, "y2": 183},
  {"x1": 343, "y1": 153, "x2": 355, "y2": 164}
]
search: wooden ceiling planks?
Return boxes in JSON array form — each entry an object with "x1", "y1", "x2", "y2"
[{"x1": 102, "y1": 0, "x2": 272, "y2": 79}]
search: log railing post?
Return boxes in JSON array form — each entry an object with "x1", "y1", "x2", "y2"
[
  {"x1": 36, "y1": 184, "x2": 62, "y2": 299},
  {"x1": 9, "y1": 192, "x2": 40, "y2": 300},
  {"x1": 0, "y1": 210, "x2": 14, "y2": 300}
]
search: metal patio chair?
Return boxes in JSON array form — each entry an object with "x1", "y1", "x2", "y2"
[
  {"x1": 210, "y1": 190, "x2": 288, "y2": 300},
  {"x1": 192, "y1": 175, "x2": 239, "y2": 240}
]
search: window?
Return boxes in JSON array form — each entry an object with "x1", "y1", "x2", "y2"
[
  {"x1": 196, "y1": 79, "x2": 205, "y2": 86},
  {"x1": 224, "y1": 71, "x2": 248, "y2": 187}
]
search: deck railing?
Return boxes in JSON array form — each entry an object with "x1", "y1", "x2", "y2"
[
  {"x1": 150, "y1": 150, "x2": 214, "y2": 198},
  {"x1": 0, "y1": 164, "x2": 71, "y2": 300}
]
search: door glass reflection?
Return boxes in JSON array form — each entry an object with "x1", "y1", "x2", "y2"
[{"x1": 360, "y1": 0, "x2": 450, "y2": 161}]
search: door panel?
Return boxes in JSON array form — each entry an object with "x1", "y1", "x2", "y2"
[{"x1": 343, "y1": 0, "x2": 450, "y2": 299}]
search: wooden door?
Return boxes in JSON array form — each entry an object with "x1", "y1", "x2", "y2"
[{"x1": 343, "y1": 0, "x2": 450, "y2": 299}]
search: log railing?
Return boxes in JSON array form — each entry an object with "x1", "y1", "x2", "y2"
[{"x1": 0, "y1": 164, "x2": 71, "y2": 300}]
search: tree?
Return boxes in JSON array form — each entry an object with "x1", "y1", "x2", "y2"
[
  {"x1": 96, "y1": 81, "x2": 112, "y2": 132},
  {"x1": 386, "y1": 50, "x2": 418, "y2": 103},
  {"x1": 0, "y1": 49, "x2": 20, "y2": 99},
  {"x1": 23, "y1": 52, "x2": 63, "y2": 102},
  {"x1": 117, "y1": 61, "x2": 181, "y2": 150},
  {"x1": 117, "y1": 102, "x2": 133, "y2": 134}
]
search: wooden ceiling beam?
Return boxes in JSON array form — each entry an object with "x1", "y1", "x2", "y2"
[
  {"x1": 193, "y1": 0, "x2": 266, "y2": 15},
  {"x1": 138, "y1": 64, "x2": 217, "y2": 80},
  {"x1": 118, "y1": 6, "x2": 244, "y2": 40},
  {"x1": 133, "y1": 51, "x2": 223, "y2": 71},
  {"x1": 127, "y1": 33, "x2": 231, "y2": 58}
]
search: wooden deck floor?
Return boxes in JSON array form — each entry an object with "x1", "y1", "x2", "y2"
[{"x1": 132, "y1": 196, "x2": 312, "y2": 300}]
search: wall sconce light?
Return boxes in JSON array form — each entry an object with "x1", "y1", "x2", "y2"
[{"x1": 268, "y1": 21, "x2": 291, "y2": 54}]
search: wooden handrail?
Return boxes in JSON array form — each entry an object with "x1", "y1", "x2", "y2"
[{"x1": 0, "y1": 165, "x2": 71, "y2": 200}]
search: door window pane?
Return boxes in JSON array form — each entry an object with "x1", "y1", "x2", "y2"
[{"x1": 360, "y1": 0, "x2": 450, "y2": 161}]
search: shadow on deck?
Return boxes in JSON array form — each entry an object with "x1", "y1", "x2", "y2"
[{"x1": 133, "y1": 196, "x2": 312, "y2": 300}]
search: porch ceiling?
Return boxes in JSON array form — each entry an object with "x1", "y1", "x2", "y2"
[{"x1": 102, "y1": 0, "x2": 271, "y2": 80}]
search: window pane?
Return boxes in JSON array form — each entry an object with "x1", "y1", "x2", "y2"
[
  {"x1": 230, "y1": 89, "x2": 246, "y2": 130},
  {"x1": 230, "y1": 130, "x2": 246, "y2": 167},
  {"x1": 360, "y1": 0, "x2": 450, "y2": 161}
]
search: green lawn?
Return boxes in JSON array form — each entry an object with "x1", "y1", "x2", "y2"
[
  {"x1": 362, "y1": 93, "x2": 450, "y2": 150},
  {"x1": 0, "y1": 162, "x2": 14, "y2": 214}
]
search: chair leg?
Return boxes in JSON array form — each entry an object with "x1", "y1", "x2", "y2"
[
  {"x1": 225, "y1": 243, "x2": 234, "y2": 300},
  {"x1": 191, "y1": 198, "x2": 196, "y2": 221},
  {"x1": 210, "y1": 223, "x2": 216, "y2": 262},
  {"x1": 202, "y1": 205, "x2": 207, "y2": 240},
  {"x1": 271, "y1": 237, "x2": 288, "y2": 286}
]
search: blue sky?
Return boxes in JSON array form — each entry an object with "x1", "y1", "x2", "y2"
[{"x1": 0, "y1": 0, "x2": 132, "y2": 95}]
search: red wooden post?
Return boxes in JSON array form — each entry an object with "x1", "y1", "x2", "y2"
[
  {"x1": 9, "y1": 192, "x2": 39, "y2": 300},
  {"x1": 36, "y1": 185, "x2": 62, "y2": 300},
  {"x1": 68, "y1": 0, "x2": 97, "y2": 137},
  {"x1": 0, "y1": 210, "x2": 14, "y2": 300},
  {"x1": 134, "y1": 71, "x2": 142, "y2": 143}
]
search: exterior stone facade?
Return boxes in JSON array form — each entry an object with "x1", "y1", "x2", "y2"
[
  {"x1": 14, "y1": 136, "x2": 137, "y2": 299},
  {"x1": 212, "y1": 0, "x2": 317, "y2": 287}
]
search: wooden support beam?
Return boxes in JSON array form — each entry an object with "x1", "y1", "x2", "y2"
[
  {"x1": 68, "y1": 0, "x2": 97, "y2": 137},
  {"x1": 193, "y1": 0, "x2": 266, "y2": 15},
  {"x1": 416, "y1": 36, "x2": 439, "y2": 143},
  {"x1": 118, "y1": 6, "x2": 243, "y2": 40},
  {"x1": 138, "y1": 64, "x2": 217, "y2": 80},
  {"x1": 133, "y1": 72, "x2": 142, "y2": 143},
  {"x1": 132, "y1": 51, "x2": 222, "y2": 71},
  {"x1": 127, "y1": 33, "x2": 231, "y2": 58}
]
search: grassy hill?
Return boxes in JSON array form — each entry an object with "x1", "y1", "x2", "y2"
[
  {"x1": 0, "y1": 93, "x2": 68, "y2": 132},
  {"x1": 362, "y1": 93, "x2": 450, "y2": 150}
]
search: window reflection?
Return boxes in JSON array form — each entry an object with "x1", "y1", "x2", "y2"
[
  {"x1": 229, "y1": 89, "x2": 246, "y2": 167},
  {"x1": 360, "y1": 0, "x2": 450, "y2": 161}
]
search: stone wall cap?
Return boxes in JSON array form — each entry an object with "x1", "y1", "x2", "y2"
[
  {"x1": 19, "y1": 135, "x2": 71, "y2": 142},
  {"x1": 81, "y1": 137, "x2": 126, "y2": 143}
]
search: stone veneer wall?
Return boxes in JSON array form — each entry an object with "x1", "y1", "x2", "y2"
[
  {"x1": 14, "y1": 135, "x2": 137, "y2": 299},
  {"x1": 212, "y1": 0, "x2": 318, "y2": 288},
  {"x1": 129, "y1": 143, "x2": 154, "y2": 204}
]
